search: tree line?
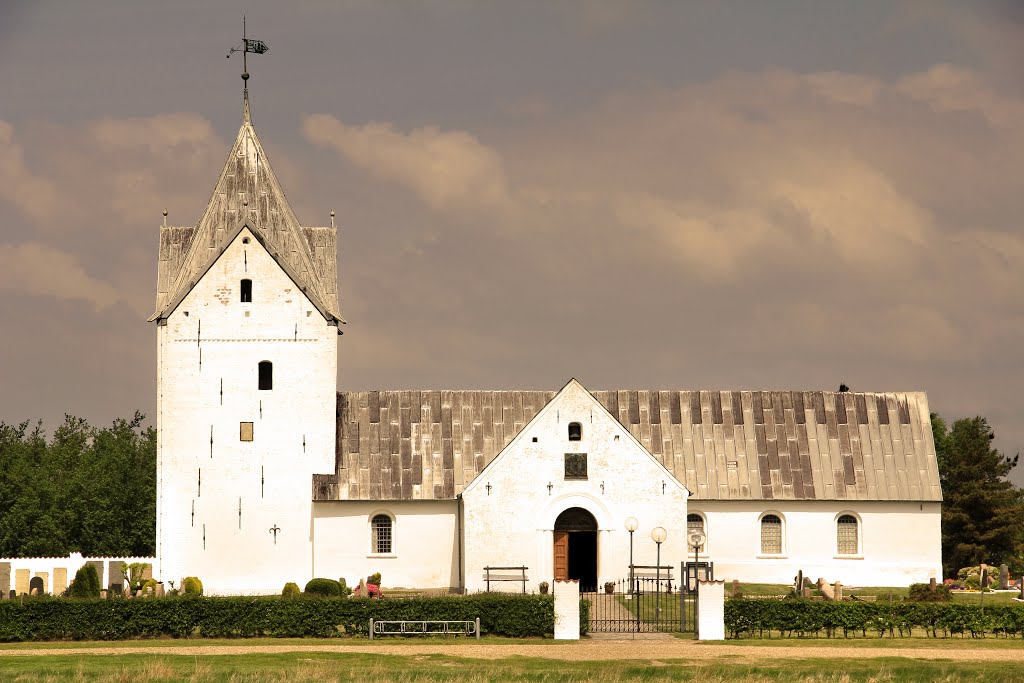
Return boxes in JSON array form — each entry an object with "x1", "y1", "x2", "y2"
[
  {"x1": 0, "y1": 409, "x2": 1020, "y2": 578},
  {"x1": 0, "y1": 413, "x2": 155, "y2": 558}
]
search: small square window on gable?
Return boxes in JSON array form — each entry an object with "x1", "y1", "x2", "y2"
[
  {"x1": 240, "y1": 279, "x2": 252, "y2": 303},
  {"x1": 240, "y1": 422, "x2": 254, "y2": 441},
  {"x1": 564, "y1": 452, "x2": 587, "y2": 480}
]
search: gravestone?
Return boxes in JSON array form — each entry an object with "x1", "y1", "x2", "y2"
[
  {"x1": 15, "y1": 569, "x2": 30, "y2": 596},
  {"x1": 89, "y1": 561, "x2": 105, "y2": 588},
  {"x1": 142, "y1": 564, "x2": 153, "y2": 581},
  {"x1": 53, "y1": 568, "x2": 68, "y2": 595},
  {"x1": 0, "y1": 562, "x2": 10, "y2": 598},
  {"x1": 1000, "y1": 564, "x2": 1009, "y2": 590},
  {"x1": 29, "y1": 576, "x2": 44, "y2": 595},
  {"x1": 108, "y1": 561, "x2": 125, "y2": 589},
  {"x1": 834, "y1": 581, "x2": 843, "y2": 601}
]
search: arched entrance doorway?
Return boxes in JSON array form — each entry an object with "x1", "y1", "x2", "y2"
[{"x1": 553, "y1": 507, "x2": 598, "y2": 591}]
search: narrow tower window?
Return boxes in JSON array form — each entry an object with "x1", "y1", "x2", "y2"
[
  {"x1": 240, "y1": 279, "x2": 252, "y2": 302},
  {"x1": 258, "y1": 361, "x2": 273, "y2": 390},
  {"x1": 568, "y1": 422, "x2": 582, "y2": 441}
]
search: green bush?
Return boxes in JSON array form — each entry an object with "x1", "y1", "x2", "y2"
[
  {"x1": 281, "y1": 582, "x2": 301, "y2": 598},
  {"x1": 908, "y1": 583, "x2": 952, "y2": 603},
  {"x1": 66, "y1": 564, "x2": 100, "y2": 599},
  {"x1": 141, "y1": 579, "x2": 159, "y2": 594},
  {"x1": 182, "y1": 577, "x2": 203, "y2": 596},
  {"x1": 338, "y1": 578, "x2": 352, "y2": 597},
  {"x1": 368, "y1": 573, "x2": 381, "y2": 587},
  {"x1": 304, "y1": 578, "x2": 342, "y2": 597},
  {"x1": 0, "y1": 593, "x2": 562, "y2": 641},
  {"x1": 724, "y1": 598, "x2": 1024, "y2": 638}
]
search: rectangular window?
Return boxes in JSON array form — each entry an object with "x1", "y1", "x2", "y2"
[
  {"x1": 564, "y1": 453, "x2": 587, "y2": 480},
  {"x1": 240, "y1": 422, "x2": 254, "y2": 441},
  {"x1": 240, "y1": 279, "x2": 252, "y2": 303}
]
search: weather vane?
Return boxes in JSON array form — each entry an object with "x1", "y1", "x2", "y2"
[{"x1": 227, "y1": 17, "x2": 269, "y2": 120}]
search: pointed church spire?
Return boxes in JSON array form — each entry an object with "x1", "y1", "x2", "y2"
[
  {"x1": 152, "y1": 24, "x2": 342, "y2": 325},
  {"x1": 243, "y1": 73, "x2": 251, "y2": 124}
]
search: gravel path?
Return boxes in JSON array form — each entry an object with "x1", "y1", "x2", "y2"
[{"x1": 0, "y1": 640, "x2": 1017, "y2": 662}]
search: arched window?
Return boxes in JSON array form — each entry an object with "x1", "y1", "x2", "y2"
[
  {"x1": 258, "y1": 361, "x2": 273, "y2": 390},
  {"x1": 687, "y1": 513, "x2": 705, "y2": 552},
  {"x1": 760, "y1": 514, "x2": 783, "y2": 554},
  {"x1": 240, "y1": 279, "x2": 252, "y2": 303},
  {"x1": 568, "y1": 422, "x2": 582, "y2": 441},
  {"x1": 371, "y1": 514, "x2": 393, "y2": 554},
  {"x1": 837, "y1": 514, "x2": 858, "y2": 555}
]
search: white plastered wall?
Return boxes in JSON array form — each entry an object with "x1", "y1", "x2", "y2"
[
  {"x1": 462, "y1": 380, "x2": 689, "y2": 593},
  {"x1": 312, "y1": 500, "x2": 459, "y2": 589},
  {"x1": 156, "y1": 227, "x2": 337, "y2": 594},
  {"x1": 688, "y1": 500, "x2": 942, "y2": 586}
]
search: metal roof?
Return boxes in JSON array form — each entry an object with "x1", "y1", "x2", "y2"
[{"x1": 312, "y1": 388, "x2": 941, "y2": 503}]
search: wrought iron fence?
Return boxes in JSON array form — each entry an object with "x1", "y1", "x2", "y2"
[{"x1": 582, "y1": 576, "x2": 695, "y2": 633}]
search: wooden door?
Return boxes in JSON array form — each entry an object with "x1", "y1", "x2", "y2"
[{"x1": 553, "y1": 531, "x2": 569, "y2": 581}]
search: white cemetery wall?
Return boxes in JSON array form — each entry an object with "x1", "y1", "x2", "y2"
[
  {"x1": 0, "y1": 554, "x2": 155, "y2": 595},
  {"x1": 156, "y1": 228, "x2": 337, "y2": 594},
  {"x1": 312, "y1": 500, "x2": 459, "y2": 590},
  {"x1": 689, "y1": 500, "x2": 941, "y2": 585}
]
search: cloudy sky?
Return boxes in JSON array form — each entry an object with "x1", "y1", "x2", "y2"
[{"x1": 1, "y1": 2, "x2": 1022, "y2": 479}]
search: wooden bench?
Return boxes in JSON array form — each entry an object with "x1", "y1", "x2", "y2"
[
  {"x1": 628, "y1": 565, "x2": 675, "y2": 593},
  {"x1": 483, "y1": 566, "x2": 528, "y2": 593}
]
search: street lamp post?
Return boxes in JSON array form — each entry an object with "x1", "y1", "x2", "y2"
[
  {"x1": 688, "y1": 528, "x2": 706, "y2": 638},
  {"x1": 651, "y1": 526, "x2": 667, "y2": 624},
  {"x1": 625, "y1": 517, "x2": 638, "y2": 597}
]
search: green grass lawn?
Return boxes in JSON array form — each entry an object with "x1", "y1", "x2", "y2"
[
  {"x1": 3, "y1": 651, "x2": 1024, "y2": 682},
  {"x1": 696, "y1": 636, "x2": 1024, "y2": 648}
]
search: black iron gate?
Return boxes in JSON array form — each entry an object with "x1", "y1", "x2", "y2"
[{"x1": 583, "y1": 576, "x2": 696, "y2": 633}]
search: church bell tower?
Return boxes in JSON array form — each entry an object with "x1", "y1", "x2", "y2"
[{"x1": 149, "y1": 50, "x2": 342, "y2": 593}]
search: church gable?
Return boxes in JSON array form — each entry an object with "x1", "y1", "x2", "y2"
[
  {"x1": 463, "y1": 379, "x2": 686, "y2": 499},
  {"x1": 150, "y1": 117, "x2": 341, "y2": 323}
]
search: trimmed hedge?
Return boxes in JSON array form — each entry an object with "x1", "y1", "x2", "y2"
[
  {"x1": 0, "y1": 594, "x2": 582, "y2": 641},
  {"x1": 725, "y1": 598, "x2": 1024, "y2": 638},
  {"x1": 304, "y1": 578, "x2": 342, "y2": 597}
]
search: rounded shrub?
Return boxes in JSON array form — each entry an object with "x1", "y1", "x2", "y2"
[
  {"x1": 141, "y1": 579, "x2": 159, "y2": 594},
  {"x1": 182, "y1": 576, "x2": 204, "y2": 596},
  {"x1": 338, "y1": 578, "x2": 352, "y2": 597},
  {"x1": 368, "y1": 572, "x2": 382, "y2": 587},
  {"x1": 304, "y1": 578, "x2": 342, "y2": 597},
  {"x1": 67, "y1": 563, "x2": 101, "y2": 598},
  {"x1": 282, "y1": 582, "x2": 301, "y2": 598}
]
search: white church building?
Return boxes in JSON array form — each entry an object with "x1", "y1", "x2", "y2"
[{"x1": 149, "y1": 88, "x2": 943, "y2": 595}]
